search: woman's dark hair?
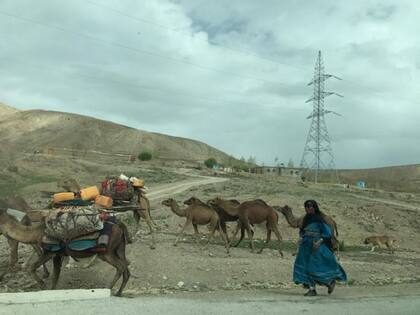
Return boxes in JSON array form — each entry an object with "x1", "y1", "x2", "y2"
[
  {"x1": 304, "y1": 199, "x2": 321, "y2": 214},
  {"x1": 302, "y1": 199, "x2": 323, "y2": 228},
  {"x1": 302, "y1": 199, "x2": 333, "y2": 250}
]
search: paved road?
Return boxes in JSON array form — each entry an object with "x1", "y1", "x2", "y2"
[{"x1": 2, "y1": 285, "x2": 420, "y2": 315}]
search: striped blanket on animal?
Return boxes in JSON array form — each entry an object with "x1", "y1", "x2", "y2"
[{"x1": 44, "y1": 207, "x2": 103, "y2": 242}]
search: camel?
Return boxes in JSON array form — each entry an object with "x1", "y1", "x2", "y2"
[
  {"x1": 273, "y1": 205, "x2": 340, "y2": 254},
  {"x1": 57, "y1": 177, "x2": 81, "y2": 193},
  {"x1": 101, "y1": 185, "x2": 156, "y2": 249},
  {"x1": 0, "y1": 209, "x2": 130, "y2": 296},
  {"x1": 0, "y1": 196, "x2": 49, "y2": 278},
  {"x1": 206, "y1": 198, "x2": 243, "y2": 242},
  {"x1": 161, "y1": 197, "x2": 229, "y2": 253},
  {"x1": 206, "y1": 197, "x2": 283, "y2": 256}
]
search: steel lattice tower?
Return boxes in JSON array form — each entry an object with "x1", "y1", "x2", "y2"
[{"x1": 300, "y1": 51, "x2": 343, "y2": 183}]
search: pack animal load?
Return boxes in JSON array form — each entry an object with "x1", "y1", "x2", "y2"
[
  {"x1": 101, "y1": 175, "x2": 144, "y2": 202},
  {"x1": 45, "y1": 207, "x2": 103, "y2": 242}
]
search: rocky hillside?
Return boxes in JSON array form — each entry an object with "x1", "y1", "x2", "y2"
[{"x1": 0, "y1": 103, "x2": 231, "y2": 164}]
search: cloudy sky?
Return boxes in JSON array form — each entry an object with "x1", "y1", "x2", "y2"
[{"x1": 0, "y1": 0, "x2": 419, "y2": 169}]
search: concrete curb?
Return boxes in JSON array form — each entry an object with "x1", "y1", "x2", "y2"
[{"x1": 0, "y1": 289, "x2": 110, "y2": 304}]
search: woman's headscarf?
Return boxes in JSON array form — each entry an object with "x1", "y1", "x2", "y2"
[{"x1": 302, "y1": 199, "x2": 324, "y2": 228}]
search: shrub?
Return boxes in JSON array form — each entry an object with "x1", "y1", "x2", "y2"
[
  {"x1": 138, "y1": 151, "x2": 152, "y2": 161},
  {"x1": 204, "y1": 158, "x2": 217, "y2": 169}
]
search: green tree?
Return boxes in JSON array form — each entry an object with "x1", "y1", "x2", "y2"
[
  {"x1": 204, "y1": 158, "x2": 218, "y2": 169},
  {"x1": 247, "y1": 156, "x2": 256, "y2": 165},
  {"x1": 138, "y1": 150, "x2": 153, "y2": 161}
]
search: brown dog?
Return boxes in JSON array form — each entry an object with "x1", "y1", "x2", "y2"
[{"x1": 364, "y1": 235, "x2": 396, "y2": 253}]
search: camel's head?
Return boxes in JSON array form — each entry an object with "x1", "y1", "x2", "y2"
[
  {"x1": 161, "y1": 198, "x2": 175, "y2": 207},
  {"x1": 207, "y1": 197, "x2": 222, "y2": 207},
  {"x1": 184, "y1": 197, "x2": 206, "y2": 206},
  {"x1": 229, "y1": 199, "x2": 241, "y2": 206},
  {"x1": 273, "y1": 205, "x2": 292, "y2": 214},
  {"x1": 57, "y1": 177, "x2": 81, "y2": 193},
  {"x1": 183, "y1": 197, "x2": 196, "y2": 205}
]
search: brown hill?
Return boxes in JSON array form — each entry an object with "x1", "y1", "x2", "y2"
[
  {"x1": 0, "y1": 102, "x2": 19, "y2": 119},
  {"x1": 0, "y1": 106, "x2": 231, "y2": 164},
  {"x1": 338, "y1": 164, "x2": 420, "y2": 192}
]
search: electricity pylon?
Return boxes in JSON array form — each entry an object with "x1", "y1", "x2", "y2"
[{"x1": 300, "y1": 51, "x2": 343, "y2": 183}]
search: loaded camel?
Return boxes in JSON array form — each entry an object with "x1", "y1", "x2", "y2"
[
  {"x1": 0, "y1": 208, "x2": 130, "y2": 296},
  {"x1": 0, "y1": 196, "x2": 49, "y2": 279},
  {"x1": 207, "y1": 197, "x2": 283, "y2": 256},
  {"x1": 273, "y1": 205, "x2": 340, "y2": 254},
  {"x1": 100, "y1": 180, "x2": 156, "y2": 249},
  {"x1": 161, "y1": 197, "x2": 229, "y2": 253}
]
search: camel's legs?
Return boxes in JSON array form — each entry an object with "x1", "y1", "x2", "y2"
[
  {"x1": 218, "y1": 221, "x2": 230, "y2": 254},
  {"x1": 98, "y1": 254, "x2": 122, "y2": 290},
  {"x1": 245, "y1": 225, "x2": 255, "y2": 253},
  {"x1": 192, "y1": 224, "x2": 202, "y2": 243},
  {"x1": 174, "y1": 217, "x2": 192, "y2": 246},
  {"x1": 51, "y1": 255, "x2": 63, "y2": 289},
  {"x1": 29, "y1": 252, "x2": 55, "y2": 289},
  {"x1": 140, "y1": 195, "x2": 158, "y2": 228},
  {"x1": 231, "y1": 221, "x2": 244, "y2": 247},
  {"x1": 31, "y1": 244, "x2": 50, "y2": 278},
  {"x1": 205, "y1": 220, "x2": 218, "y2": 246},
  {"x1": 258, "y1": 227, "x2": 272, "y2": 254},
  {"x1": 99, "y1": 252, "x2": 129, "y2": 297},
  {"x1": 272, "y1": 225, "x2": 283, "y2": 257},
  {"x1": 7, "y1": 237, "x2": 18, "y2": 268},
  {"x1": 231, "y1": 222, "x2": 241, "y2": 241},
  {"x1": 219, "y1": 221, "x2": 230, "y2": 243},
  {"x1": 135, "y1": 209, "x2": 156, "y2": 249}
]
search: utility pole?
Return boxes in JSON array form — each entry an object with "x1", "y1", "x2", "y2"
[{"x1": 300, "y1": 51, "x2": 343, "y2": 183}]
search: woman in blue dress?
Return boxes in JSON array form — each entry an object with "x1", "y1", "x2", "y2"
[{"x1": 293, "y1": 199, "x2": 347, "y2": 296}]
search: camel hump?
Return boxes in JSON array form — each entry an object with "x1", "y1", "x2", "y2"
[{"x1": 241, "y1": 199, "x2": 269, "y2": 208}]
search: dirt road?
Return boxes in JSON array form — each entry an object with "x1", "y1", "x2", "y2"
[{"x1": 147, "y1": 175, "x2": 228, "y2": 201}]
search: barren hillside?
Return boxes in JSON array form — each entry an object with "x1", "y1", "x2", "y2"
[
  {"x1": 338, "y1": 165, "x2": 420, "y2": 193},
  {"x1": 0, "y1": 104, "x2": 231, "y2": 164}
]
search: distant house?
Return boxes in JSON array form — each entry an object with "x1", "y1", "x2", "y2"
[
  {"x1": 251, "y1": 166, "x2": 302, "y2": 177},
  {"x1": 357, "y1": 180, "x2": 366, "y2": 189}
]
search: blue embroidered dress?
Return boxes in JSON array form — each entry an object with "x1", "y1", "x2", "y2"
[{"x1": 293, "y1": 220, "x2": 347, "y2": 286}]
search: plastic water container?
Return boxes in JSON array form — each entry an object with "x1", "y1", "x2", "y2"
[
  {"x1": 53, "y1": 192, "x2": 75, "y2": 203},
  {"x1": 95, "y1": 195, "x2": 113, "y2": 208},
  {"x1": 131, "y1": 179, "x2": 144, "y2": 187},
  {"x1": 79, "y1": 186, "x2": 100, "y2": 201}
]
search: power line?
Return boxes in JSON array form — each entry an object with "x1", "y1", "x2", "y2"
[
  {"x1": 0, "y1": 56, "x2": 289, "y2": 111},
  {"x1": 0, "y1": 9, "x2": 285, "y2": 86},
  {"x1": 300, "y1": 51, "x2": 343, "y2": 183},
  {"x1": 85, "y1": 0, "x2": 305, "y2": 70}
]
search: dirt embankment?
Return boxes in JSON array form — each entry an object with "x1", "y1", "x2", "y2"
[{"x1": 1, "y1": 165, "x2": 420, "y2": 296}]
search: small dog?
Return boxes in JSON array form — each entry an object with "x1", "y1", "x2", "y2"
[{"x1": 364, "y1": 235, "x2": 396, "y2": 253}]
